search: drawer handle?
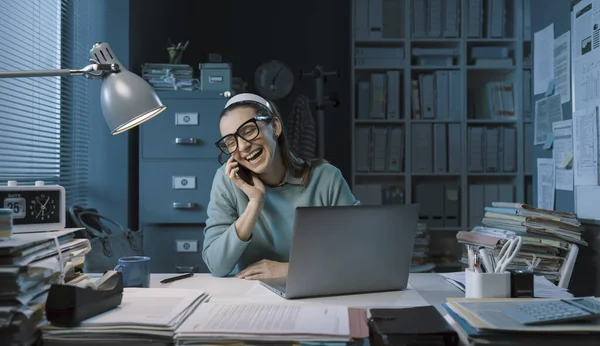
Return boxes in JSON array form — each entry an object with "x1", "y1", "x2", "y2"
[
  {"x1": 175, "y1": 137, "x2": 199, "y2": 145},
  {"x1": 176, "y1": 266, "x2": 195, "y2": 273},
  {"x1": 173, "y1": 202, "x2": 196, "y2": 209}
]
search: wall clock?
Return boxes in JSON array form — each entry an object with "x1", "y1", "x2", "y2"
[
  {"x1": 0, "y1": 180, "x2": 65, "y2": 233},
  {"x1": 254, "y1": 60, "x2": 295, "y2": 101}
]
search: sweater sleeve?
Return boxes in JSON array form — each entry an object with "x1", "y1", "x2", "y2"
[
  {"x1": 202, "y1": 168, "x2": 251, "y2": 277},
  {"x1": 327, "y1": 166, "x2": 360, "y2": 206}
]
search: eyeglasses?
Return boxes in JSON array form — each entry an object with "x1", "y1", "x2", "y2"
[{"x1": 215, "y1": 115, "x2": 273, "y2": 156}]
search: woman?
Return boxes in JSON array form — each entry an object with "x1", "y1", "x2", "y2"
[{"x1": 202, "y1": 93, "x2": 358, "y2": 279}]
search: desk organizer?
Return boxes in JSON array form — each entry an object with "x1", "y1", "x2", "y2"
[
  {"x1": 465, "y1": 269, "x2": 511, "y2": 298},
  {"x1": 45, "y1": 272, "x2": 124, "y2": 327}
]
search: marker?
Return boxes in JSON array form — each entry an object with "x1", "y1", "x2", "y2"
[{"x1": 160, "y1": 272, "x2": 194, "y2": 284}]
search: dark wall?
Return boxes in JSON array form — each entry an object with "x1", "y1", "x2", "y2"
[{"x1": 129, "y1": 0, "x2": 351, "y2": 178}]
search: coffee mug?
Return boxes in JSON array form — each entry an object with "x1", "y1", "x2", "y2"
[{"x1": 114, "y1": 256, "x2": 151, "y2": 288}]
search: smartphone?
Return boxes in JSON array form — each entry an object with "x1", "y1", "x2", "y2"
[{"x1": 235, "y1": 161, "x2": 254, "y2": 186}]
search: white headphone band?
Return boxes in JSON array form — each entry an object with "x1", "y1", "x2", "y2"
[{"x1": 224, "y1": 93, "x2": 272, "y2": 111}]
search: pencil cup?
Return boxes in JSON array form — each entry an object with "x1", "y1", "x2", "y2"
[{"x1": 465, "y1": 269, "x2": 511, "y2": 298}]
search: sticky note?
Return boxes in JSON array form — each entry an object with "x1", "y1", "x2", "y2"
[
  {"x1": 543, "y1": 132, "x2": 554, "y2": 150},
  {"x1": 558, "y1": 152, "x2": 574, "y2": 169},
  {"x1": 545, "y1": 79, "x2": 555, "y2": 97}
]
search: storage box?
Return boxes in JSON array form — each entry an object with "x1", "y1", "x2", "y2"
[{"x1": 199, "y1": 63, "x2": 231, "y2": 92}]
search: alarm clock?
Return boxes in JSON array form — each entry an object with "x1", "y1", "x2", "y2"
[
  {"x1": 254, "y1": 60, "x2": 295, "y2": 100},
  {"x1": 0, "y1": 180, "x2": 66, "y2": 233}
]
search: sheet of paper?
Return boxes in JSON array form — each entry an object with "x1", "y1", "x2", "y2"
[
  {"x1": 176, "y1": 303, "x2": 350, "y2": 336},
  {"x1": 534, "y1": 94, "x2": 563, "y2": 145},
  {"x1": 534, "y1": 23, "x2": 555, "y2": 94},
  {"x1": 575, "y1": 185, "x2": 600, "y2": 220},
  {"x1": 572, "y1": 0, "x2": 600, "y2": 110},
  {"x1": 552, "y1": 119, "x2": 574, "y2": 191},
  {"x1": 573, "y1": 107, "x2": 599, "y2": 185},
  {"x1": 572, "y1": 0, "x2": 595, "y2": 62},
  {"x1": 537, "y1": 158, "x2": 555, "y2": 210},
  {"x1": 554, "y1": 31, "x2": 571, "y2": 103}
]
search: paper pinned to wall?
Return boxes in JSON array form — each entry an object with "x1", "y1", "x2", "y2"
[
  {"x1": 573, "y1": 107, "x2": 599, "y2": 186},
  {"x1": 552, "y1": 119, "x2": 574, "y2": 191},
  {"x1": 534, "y1": 94, "x2": 563, "y2": 145},
  {"x1": 572, "y1": 0, "x2": 600, "y2": 111},
  {"x1": 537, "y1": 158, "x2": 555, "y2": 211},
  {"x1": 554, "y1": 31, "x2": 571, "y2": 104},
  {"x1": 575, "y1": 185, "x2": 600, "y2": 221},
  {"x1": 534, "y1": 23, "x2": 555, "y2": 95}
]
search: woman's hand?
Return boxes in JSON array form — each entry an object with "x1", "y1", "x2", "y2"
[
  {"x1": 235, "y1": 260, "x2": 289, "y2": 280},
  {"x1": 225, "y1": 156, "x2": 266, "y2": 203}
]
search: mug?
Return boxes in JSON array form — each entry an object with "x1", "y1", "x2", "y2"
[{"x1": 114, "y1": 256, "x2": 151, "y2": 288}]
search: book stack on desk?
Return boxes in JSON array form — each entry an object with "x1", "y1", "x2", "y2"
[
  {"x1": 457, "y1": 202, "x2": 584, "y2": 284},
  {"x1": 0, "y1": 229, "x2": 91, "y2": 345},
  {"x1": 42, "y1": 288, "x2": 209, "y2": 346}
]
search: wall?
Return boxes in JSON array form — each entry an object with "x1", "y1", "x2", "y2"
[
  {"x1": 86, "y1": 0, "x2": 131, "y2": 228},
  {"x1": 129, "y1": 0, "x2": 351, "y2": 180},
  {"x1": 531, "y1": 0, "x2": 600, "y2": 296}
]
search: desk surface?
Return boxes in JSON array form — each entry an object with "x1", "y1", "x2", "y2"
[{"x1": 149, "y1": 273, "x2": 463, "y2": 314}]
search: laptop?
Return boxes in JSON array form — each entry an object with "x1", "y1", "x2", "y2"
[{"x1": 259, "y1": 203, "x2": 419, "y2": 299}]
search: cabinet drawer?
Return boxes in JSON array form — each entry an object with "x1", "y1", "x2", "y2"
[
  {"x1": 143, "y1": 224, "x2": 209, "y2": 273},
  {"x1": 140, "y1": 160, "x2": 220, "y2": 223},
  {"x1": 141, "y1": 98, "x2": 226, "y2": 159}
]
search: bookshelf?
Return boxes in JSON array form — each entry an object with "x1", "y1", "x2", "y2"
[{"x1": 350, "y1": 0, "x2": 532, "y2": 271}]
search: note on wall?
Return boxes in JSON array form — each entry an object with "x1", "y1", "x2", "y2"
[
  {"x1": 573, "y1": 107, "x2": 599, "y2": 186},
  {"x1": 552, "y1": 120, "x2": 574, "y2": 191},
  {"x1": 534, "y1": 94, "x2": 563, "y2": 145},
  {"x1": 534, "y1": 23, "x2": 555, "y2": 95},
  {"x1": 572, "y1": 0, "x2": 600, "y2": 111},
  {"x1": 575, "y1": 185, "x2": 600, "y2": 220},
  {"x1": 537, "y1": 158, "x2": 555, "y2": 211},
  {"x1": 554, "y1": 31, "x2": 571, "y2": 104}
]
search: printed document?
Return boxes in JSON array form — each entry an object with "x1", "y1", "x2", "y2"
[
  {"x1": 534, "y1": 94, "x2": 563, "y2": 145},
  {"x1": 573, "y1": 108, "x2": 598, "y2": 186},
  {"x1": 572, "y1": 0, "x2": 600, "y2": 110},
  {"x1": 534, "y1": 23, "x2": 555, "y2": 94},
  {"x1": 176, "y1": 303, "x2": 350, "y2": 337},
  {"x1": 554, "y1": 31, "x2": 571, "y2": 104},
  {"x1": 575, "y1": 185, "x2": 600, "y2": 220},
  {"x1": 552, "y1": 119, "x2": 574, "y2": 191},
  {"x1": 537, "y1": 158, "x2": 555, "y2": 211}
]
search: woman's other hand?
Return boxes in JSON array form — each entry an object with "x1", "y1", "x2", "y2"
[
  {"x1": 235, "y1": 260, "x2": 289, "y2": 280},
  {"x1": 225, "y1": 156, "x2": 266, "y2": 203}
]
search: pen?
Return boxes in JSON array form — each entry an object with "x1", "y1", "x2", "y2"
[{"x1": 160, "y1": 272, "x2": 194, "y2": 284}]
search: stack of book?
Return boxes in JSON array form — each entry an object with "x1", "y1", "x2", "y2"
[
  {"x1": 0, "y1": 229, "x2": 91, "y2": 345},
  {"x1": 457, "y1": 202, "x2": 584, "y2": 285}
]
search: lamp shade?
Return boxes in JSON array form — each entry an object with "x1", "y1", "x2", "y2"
[{"x1": 91, "y1": 42, "x2": 166, "y2": 135}]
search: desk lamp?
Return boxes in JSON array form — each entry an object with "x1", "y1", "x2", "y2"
[{"x1": 0, "y1": 42, "x2": 166, "y2": 134}]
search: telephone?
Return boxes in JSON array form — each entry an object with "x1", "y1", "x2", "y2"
[{"x1": 235, "y1": 161, "x2": 254, "y2": 186}]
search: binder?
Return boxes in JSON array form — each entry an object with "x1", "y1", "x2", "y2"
[
  {"x1": 447, "y1": 124, "x2": 461, "y2": 173},
  {"x1": 382, "y1": 0, "x2": 403, "y2": 38},
  {"x1": 468, "y1": 127, "x2": 484, "y2": 172},
  {"x1": 524, "y1": 0, "x2": 531, "y2": 40},
  {"x1": 485, "y1": 127, "x2": 500, "y2": 172},
  {"x1": 386, "y1": 71, "x2": 401, "y2": 120},
  {"x1": 415, "y1": 184, "x2": 445, "y2": 227},
  {"x1": 387, "y1": 126, "x2": 404, "y2": 172},
  {"x1": 371, "y1": 127, "x2": 388, "y2": 171},
  {"x1": 370, "y1": 73, "x2": 386, "y2": 118},
  {"x1": 356, "y1": 81, "x2": 370, "y2": 119},
  {"x1": 354, "y1": 0, "x2": 370, "y2": 41},
  {"x1": 466, "y1": 0, "x2": 482, "y2": 38},
  {"x1": 444, "y1": 183, "x2": 460, "y2": 227},
  {"x1": 427, "y1": 0, "x2": 443, "y2": 37},
  {"x1": 368, "y1": 0, "x2": 383, "y2": 39},
  {"x1": 443, "y1": 0, "x2": 459, "y2": 38},
  {"x1": 419, "y1": 74, "x2": 435, "y2": 119},
  {"x1": 411, "y1": 124, "x2": 433, "y2": 173},
  {"x1": 433, "y1": 123, "x2": 447, "y2": 173},
  {"x1": 469, "y1": 184, "x2": 485, "y2": 227},
  {"x1": 435, "y1": 70, "x2": 449, "y2": 120},
  {"x1": 524, "y1": 123, "x2": 533, "y2": 173},
  {"x1": 502, "y1": 127, "x2": 517, "y2": 172},
  {"x1": 355, "y1": 126, "x2": 371, "y2": 172},
  {"x1": 448, "y1": 70, "x2": 461, "y2": 120},
  {"x1": 523, "y1": 70, "x2": 532, "y2": 120},
  {"x1": 411, "y1": 0, "x2": 427, "y2": 37}
]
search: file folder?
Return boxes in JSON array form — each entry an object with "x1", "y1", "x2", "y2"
[
  {"x1": 444, "y1": 183, "x2": 460, "y2": 227},
  {"x1": 433, "y1": 123, "x2": 447, "y2": 173},
  {"x1": 354, "y1": 0, "x2": 369, "y2": 41},
  {"x1": 468, "y1": 127, "x2": 484, "y2": 172},
  {"x1": 355, "y1": 126, "x2": 371, "y2": 172},
  {"x1": 371, "y1": 126, "x2": 388, "y2": 171},
  {"x1": 387, "y1": 127, "x2": 404, "y2": 172},
  {"x1": 368, "y1": 0, "x2": 383, "y2": 40},
  {"x1": 415, "y1": 183, "x2": 445, "y2": 227},
  {"x1": 427, "y1": 0, "x2": 443, "y2": 37},
  {"x1": 485, "y1": 127, "x2": 500, "y2": 172},
  {"x1": 448, "y1": 124, "x2": 461, "y2": 173},
  {"x1": 386, "y1": 71, "x2": 401, "y2": 120},
  {"x1": 435, "y1": 70, "x2": 449, "y2": 120},
  {"x1": 411, "y1": 123, "x2": 433, "y2": 173},
  {"x1": 419, "y1": 74, "x2": 435, "y2": 119}
]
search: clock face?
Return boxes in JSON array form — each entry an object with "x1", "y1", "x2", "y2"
[
  {"x1": 254, "y1": 60, "x2": 294, "y2": 100},
  {"x1": 2, "y1": 189, "x2": 60, "y2": 224}
]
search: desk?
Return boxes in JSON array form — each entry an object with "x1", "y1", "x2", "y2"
[{"x1": 150, "y1": 273, "x2": 463, "y2": 314}]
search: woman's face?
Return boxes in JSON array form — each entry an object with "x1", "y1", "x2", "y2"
[{"x1": 219, "y1": 106, "x2": 280, "y2": 174}]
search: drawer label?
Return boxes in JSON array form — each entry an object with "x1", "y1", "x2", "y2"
[
  {"x1": 175, "y1": 112, "x2": 199, "y2": 126},
  {"x1": 176, "y1": 240, "x2": 198, "y2": 252},
  {"x1": 173, "y1": 176, "x2": 196, "y2": 189}
]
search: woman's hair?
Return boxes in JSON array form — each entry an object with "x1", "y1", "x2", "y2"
[{"x1": 219, "y1": 95, "x2": 325, "y2": 186}]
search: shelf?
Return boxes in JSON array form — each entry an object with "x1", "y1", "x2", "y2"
[
  {"x1": 355, "y1": 39, "x2": 404, "y2": 44},
  {"x1": 467, "y1": 119, "x2": 518, "y2": 124},
  {"x1": 411, "y1": 38, "x2": 461, "y2": 43},
  {"x1": 412, "y1": 173, "x2": 461, "y2": 177},
  {"x1": 411, "y1": 65, "x2": 460, "y2": 70},
  {"x1": 412, "y1": 119, "x2": 460, "y2": 123},
  {"x1": 355, "y1": 172, "x2": 405, "y2": 177},
  {"x1": 355, "y1": 119, "x2": 404, "y2": 124},
  {"x1": 466, "y1": 38, "x2": 517, "y2": 43},
  {"x1": 354, "y1": 66, "x2": 405, "y2": 71},
  {"x1": 468, "y1": 173, "x2": 518, "y2": 177}
]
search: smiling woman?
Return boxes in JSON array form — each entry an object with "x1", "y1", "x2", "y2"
[{"x1": 202, "y1": 93, "x2": 360, "y2": 279}]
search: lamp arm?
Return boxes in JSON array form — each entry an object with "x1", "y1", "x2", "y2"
[{"x1": 0, "y1": 63, "x2": 120, "y2": 79}]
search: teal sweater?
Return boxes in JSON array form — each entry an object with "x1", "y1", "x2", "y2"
[{"x1": 202, "y1": 162, "x2": 358, "y2": 277}]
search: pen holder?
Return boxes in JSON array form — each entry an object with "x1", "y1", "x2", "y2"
[{"x1": 465, "y1": 269, "x2": 511, "y2": 298}]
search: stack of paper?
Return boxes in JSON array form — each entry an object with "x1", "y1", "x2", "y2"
[
  {"x1": 444, "y1": 297, "x2": 600, "y2": 345},
  {"x1": 42, "y1": 288, "x2": 209, "y2": 345},
  {"x1": 141, "y1": 63, "x2": 198, "y2": 91},
  {"x1": 0, "y1": 229, "x2": 91, "y2": 345},
  {"x1": 457, "y1": 202, "x2": 584, "y2": 283},
  {"x1": 174, "y1": 302, "x2": 353, "y2": 344}
]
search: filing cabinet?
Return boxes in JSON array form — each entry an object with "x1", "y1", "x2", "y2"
[{"x1": 139, "y1": 91, "x2": 229, "y2": 273}]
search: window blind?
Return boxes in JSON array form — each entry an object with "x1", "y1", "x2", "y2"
[{"x1": 0, "y1": 0, "x2": 91, "y2": 207}]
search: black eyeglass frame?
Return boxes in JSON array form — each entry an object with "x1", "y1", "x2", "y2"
[{"x1": 214, "y1": 114, "x2": 273, "y2": 156}]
